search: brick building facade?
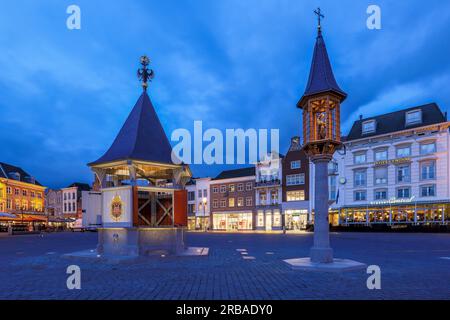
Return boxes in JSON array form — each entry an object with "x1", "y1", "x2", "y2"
[
  {"x1": 0, "y1": 162, "x2": 47, "y2": 231},
  {"x1": 210, "y1": 167, "x2": 255, "y2": 231}
]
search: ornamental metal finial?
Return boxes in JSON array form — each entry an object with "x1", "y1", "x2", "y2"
[
  {"x1": 137, "y1": 55, "x2": 154, "y2": 92},
  {"x1": 314, "y1": 7, "x2": 324, "y2": 33}
]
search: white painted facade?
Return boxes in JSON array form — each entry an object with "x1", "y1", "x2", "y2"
[
  {"x1": 255, "y1": 153, "x2": 283, "y2": 230},
  {"x1": 255, "y1": 153, "x2": 283, "y2": 206},
  {"x1": 186, "y1": 177, "x2": 211, "y2": 229},
  {"x1": 62, "y1": 186, "x2": 78, "y2": 217},
  {"x1": 331, "y1": 118, "x2": 450, "y2": 225}
]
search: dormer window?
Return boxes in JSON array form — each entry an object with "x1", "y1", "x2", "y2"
[
  {"x1": 405, "y1": 109, "x2": 422, "y2": 126},
  {"x1": 8, "y1": 172, "x2": 20, "y2": 181},
  {"x1": 362, "y1": 120, "x2": 376, "y2": 134}
]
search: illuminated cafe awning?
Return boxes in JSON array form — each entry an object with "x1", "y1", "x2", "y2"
[
  {"x1": 0, "y1": 212, "x2": 17, "y2": 219},
  {"x1": 48, "y1": 217, "x2": 75, "y2": 223},
  {"x1": 0, "y1": 213, "x2": 47, "y2": 222},
  {"x1": 21, "y1": 214, "x2": 48, "y2": 222},
  {"x1": 342, "y1": 199, "x2": 450, "y2": 209}
]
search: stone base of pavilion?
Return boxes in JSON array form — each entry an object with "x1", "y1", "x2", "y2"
[
  {"x1": 283, "y1": 257, "x2": 366, "y2": 272},
  {"x1": 63, "y1": 227, "x2": 209, "y2": 264}
]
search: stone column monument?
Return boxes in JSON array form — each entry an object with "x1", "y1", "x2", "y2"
[{"x1": 284, "y1": 8, "x2": 365, "y2": 271}]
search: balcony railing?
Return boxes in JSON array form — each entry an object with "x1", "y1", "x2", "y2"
[
  {"x1": 257, "y1": 201, "x2": 280, "y2": 207},
  {"x1": 255, "y1": 178, "x2": 281, "y2": 187}
]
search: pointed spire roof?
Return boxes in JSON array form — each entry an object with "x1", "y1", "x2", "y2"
[
  {"x1": 298, "y1": 27, "x2": 347, "y2": 107},
  {"x1": 89, "y1": 91, "x2": 174, "y2": 166}
]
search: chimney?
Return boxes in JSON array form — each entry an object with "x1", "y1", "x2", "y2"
[{"x1": 359, "y1": 115, "x2": 363, "y2": 121}]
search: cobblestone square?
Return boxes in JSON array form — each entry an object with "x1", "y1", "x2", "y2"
[{"x1": 0, "y1": 232, "x2": 449, "y2": 300}]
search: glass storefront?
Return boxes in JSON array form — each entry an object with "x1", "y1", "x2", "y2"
[
  {"x1": 416, "y1": 206, "x2": 445, "y2": 223},
  {"x1": 256, "y1": 209, "x2": 282, "y2": 230},
  {"x1": 257, "y1": 211, "x2": 264, "y2": 228},
  {"x1": 196, "y1": 216, "x2": 210, "y2": 230},
  {"x1": 368, "y1": 209, "x2": 390, "y2": 223},
  {"x1": 340, "y1": 203, "x2": 450, "y2": 225},
  {"x1": 187, "y1": 217, "x2": 196, "y2": 230},
  {"x1": 284, "y1": 210, "x2": 308, "y2": 230},
  {"x1": 273, "y1": 210, "x2": 282, "y2": 227},
  {"x1": 212, "y1": 212, "x2": 253, "y2": 231}
]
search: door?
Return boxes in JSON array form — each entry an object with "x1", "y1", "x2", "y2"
[
  {"x1": 298, "y1": 214, "x2": 307, "y2": 230},
  {"x1": 228, "y1": 215, "x2": 238, "y2": 230}
]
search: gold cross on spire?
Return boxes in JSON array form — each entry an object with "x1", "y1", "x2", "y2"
[{"x1": 314, "y1": 7, "x2": 324, "y2": 32}]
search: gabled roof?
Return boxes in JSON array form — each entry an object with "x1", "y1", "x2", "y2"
[
  {"x1": 185, "y1": 179, "x2": 196, "y2": 186},
  {"x1": 0, "y1": 162, "x2": 42, "y2": 186},
  {"x1": 258, "y1": 152, "x2": 285, "y2": 163},
  {"x1": 298, "y1": 29, "x2": 346, "y2": 107},
  {"x1": 89, "y1": 92, "x2": 174, "y2": 166},
  {"x1": 213, "y1": 167, "x2": 256, "y2": 180},
  {"x1": 346, "y1": 103, "x2": 447, "y2": 141}
]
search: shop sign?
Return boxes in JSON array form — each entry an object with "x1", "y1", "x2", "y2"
[
  {"x1": 374, "y1": 157, "x2": 411, "y2": 166},
  {"x1": 370, "y1": 196, "x2": 415, "y2": 206}
]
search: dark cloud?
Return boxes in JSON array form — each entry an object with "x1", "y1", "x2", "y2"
[{"x1": 0, "y1": 0, "x2": 448, "y2": 188}]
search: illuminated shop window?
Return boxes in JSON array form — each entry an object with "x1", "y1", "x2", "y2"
[
  {"x1": 257, "y1": 211, "x2": 264, "y2": 227},
  {"x1": 273, "y1": 210, "x2": 281, "y2": 227}
]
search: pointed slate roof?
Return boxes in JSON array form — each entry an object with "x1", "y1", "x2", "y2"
[
  {"x1": 0, "y1": 162, "x2": 43, "y2": 186},
  {"x1": 89, "y1": 92, "x2": 174, "y2": 166},
  {"x1": 298, "y1": 29, "x2": 347, "y2": 107}
]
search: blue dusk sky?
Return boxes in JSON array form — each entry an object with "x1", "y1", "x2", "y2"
[{"x1": 0, "y1": 0, "x2": 449, "y2": 188}]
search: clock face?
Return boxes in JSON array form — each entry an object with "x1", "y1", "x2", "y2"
[{"x1": 339, "y1": 177, "x2": 347, "y2": 185}]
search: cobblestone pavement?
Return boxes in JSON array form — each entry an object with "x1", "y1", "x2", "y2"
[{"x1": 0, "y1": 231, "x2": 449, "y2": 300}]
